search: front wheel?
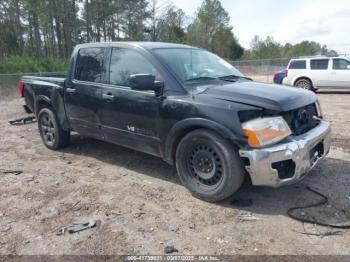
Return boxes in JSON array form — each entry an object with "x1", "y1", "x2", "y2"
[
  {"x1": 175, "y1": 129, "x2": 245, "y2": 202},
  {"x1": 38, "y1": 107, "x2": 70, "y2": 150}
]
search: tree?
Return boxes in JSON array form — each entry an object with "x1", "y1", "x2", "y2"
[
  {"x1": 0, "y1": 0, "x2": 21, "y2": 58},
  {"x1": 148, "y1": 0, "x2": 170, "y2": 41},
  {"x1": 229, "y1": 37, "x2": 244, "y2": 60},
  {"x1": 244, "y1": 36, "x2": 338, "y2": 59},
  {"x1": 23, "y1": 0, "x2": 45, "y2": 58},
  {"x1": 283, "y1": 41, "x2": 338, "y2": 57},
  {"x1": 187, "y1": 0, "x2": 243, "y2": 59},
  {"x1": 0, "y1": 20, "x2": 19, "y2": 58},
  {"x1": 250, "y1": 35, "x2": 283, "y2": 59},
  {"x1": 123, "y1": 0, "x2": 150, "y2": 40},
  {"x1": 156, "y1": 5, "x2": 186, "y2": 43}
]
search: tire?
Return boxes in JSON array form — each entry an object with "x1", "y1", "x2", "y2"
[
  {"x1": 38, "y1": 107, "x2": 70, "y2": 150},
  {"x1": 294, "y1": 78, "x2": 314, "y2": 91},
  {"x1": 175, "y1": 129, "x2": 245, "y2": 202}
]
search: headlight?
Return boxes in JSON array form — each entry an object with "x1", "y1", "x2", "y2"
[{"x1": 242, "y1": 116, "x2": 291, "y2": 148}]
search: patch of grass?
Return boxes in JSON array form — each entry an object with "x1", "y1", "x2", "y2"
[{"x1": 0, "y1": 56, "x2": 68, "y2": 74}]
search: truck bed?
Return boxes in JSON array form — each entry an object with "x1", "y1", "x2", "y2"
[
  {"x1": 22, "y1": 75, "x2": 65, "y2": 86},
  {"x1": 21, "y1": 75, "x2": 67, "y2": 114}
]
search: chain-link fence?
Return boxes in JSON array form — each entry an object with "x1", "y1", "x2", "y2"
[
  {"x1": 0, "y1": 72, "x2": 66, "y2": 98},
  {"x1": 230, "y1": 58, "x2": 291, "y2": 84}
]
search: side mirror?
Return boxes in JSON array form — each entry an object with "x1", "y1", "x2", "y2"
[{"x1": 129, "y1": 74, "x2": 162, "y2": 92}]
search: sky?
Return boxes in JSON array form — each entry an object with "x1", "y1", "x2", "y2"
[{"x1": 170, "y1": 0, "x2": 350, "y2": 54}]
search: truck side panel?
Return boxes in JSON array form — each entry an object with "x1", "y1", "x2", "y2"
[{"x1": 21, "y1": 77, "x2": 70, "y2": 131}]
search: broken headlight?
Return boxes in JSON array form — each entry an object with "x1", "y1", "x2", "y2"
[{"x1": 242, "y1": 116, "x2": 291, "y2": 148}]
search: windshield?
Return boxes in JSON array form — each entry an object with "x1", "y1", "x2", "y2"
[{"x1": 152, "y1": 48, "x2": 244, "y2": 85}]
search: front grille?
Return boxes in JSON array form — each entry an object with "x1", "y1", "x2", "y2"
[{"x1": 282, "y1": 103, "x2": 319, "y2": 136}]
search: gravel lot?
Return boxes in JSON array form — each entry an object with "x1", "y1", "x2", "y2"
[{"x1": 0, "y1": 88, "x2": 350, "y2": 255}]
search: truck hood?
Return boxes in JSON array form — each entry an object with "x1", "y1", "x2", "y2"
[{"x1": 195, "y1": 81, "x2": 317, "y2": 112}]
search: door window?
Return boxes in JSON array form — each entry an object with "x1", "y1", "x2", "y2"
[
  {"x1": 333, "y1": 59, "x2": 350, "y2": 70},
  {"x1": 75, "y1": 47, "x2": 106, "y2": 83},
  {"x1": 109, "y1": 48, "x2": 162, "y2": 87},
  {"x1": 310, "y1": 59, "x2": 329, "y2": 70},
  {"x1": 288, "y1": 60, "x2": 306, "y2": 69}
]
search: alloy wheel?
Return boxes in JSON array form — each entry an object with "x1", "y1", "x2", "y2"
[{"x1": 40, "y1": 112, "x2": 56, "y2": 146}]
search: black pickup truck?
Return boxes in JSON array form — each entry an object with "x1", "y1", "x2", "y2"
[{"x1": 20, "y1": 42, "x2": 331, "y2": 202}]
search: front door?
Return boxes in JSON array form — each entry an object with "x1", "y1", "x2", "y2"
[
  {"x1": 64, "y1": 47, "x2": 107, "y2": 140},
  {"x1": 329, "y1": 58, "x2": 350, "y2": 88},
  {"x1": 100, "y1": 47, "x2": 164, "y2": 156}
]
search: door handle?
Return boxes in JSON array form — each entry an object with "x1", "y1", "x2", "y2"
[
  {"x1": 102, "y1": 93, "x2": 114, "y2": 100},
  {"x1": 66, "y1": 88, "x2": 76, "y2": 94}
]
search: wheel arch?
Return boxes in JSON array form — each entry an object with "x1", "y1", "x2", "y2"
[
  {"x1": 34, "y1": 93, "x2": 70, "y2": 131},
  {"x1": 35, "y1": 95, "x2": 52, "y2": 115},
  {"x1": 163, "y1": 118, "x2": 242, "y2": 165},
  {"x1": 293, "y1": 76, "x2": 314, "y2": 88}
]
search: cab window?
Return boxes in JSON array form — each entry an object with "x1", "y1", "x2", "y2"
[
  {"x1": 109, "y1": 47, "x2": 162, "y2": 87},
  {"x1": 75, "y1": 47, "x2": 106, "y2": 82}
]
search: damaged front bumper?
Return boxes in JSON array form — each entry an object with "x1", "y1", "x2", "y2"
[{"x1": 239, "y1": 120, "x2": 331, "y2": 187}]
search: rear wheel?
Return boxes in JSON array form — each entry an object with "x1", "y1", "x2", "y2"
[
  {"x1": 295, "y1": 78, "x2": 314, "y2": 91},
  {"x1": 38, "y1": 107, "x2": 70, "y2": 150},
  {"x1": 175, "y1": 129, "x2": 245, "y2": 202}
]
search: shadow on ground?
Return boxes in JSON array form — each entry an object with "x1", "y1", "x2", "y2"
[
  {"x1": 317, "y1": 89, "x2": 350, "y2": 94},
  {"x1": 61, "y1": 134, "x2": 350, "y2": 224},
  {"x1": 61, "y1": 134, "x2": 179, "y2": 184}
]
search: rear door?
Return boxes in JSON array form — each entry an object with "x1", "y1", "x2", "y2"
[
  {"x1": 309, "y1": 59, "x2": 330, "y2": 87},
  {"x1": 329, "y1": 58, "x2": 350, "y2": 88},
  {"x1": 99, "y1": 47, "x2": 164, "y2": 156},
  {"x1": 64, "y1": 47, "x2": 107, "y2": 139},
  {"x1": 286, "y1": 60, "x2": 306, "y2": 85}
]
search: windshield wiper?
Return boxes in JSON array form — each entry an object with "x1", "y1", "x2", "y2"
[
  {"x1": 185, "y1": 76, "x2": 217, "y2": 83},
  {"x1": 185, "y1": 75, "x2": 252, "y2": 84},
  {"x1": 218, "y1": 75, "x2": 252, "y2": 82}
]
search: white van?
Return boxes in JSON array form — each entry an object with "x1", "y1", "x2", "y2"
[{"x1": 283, "y1": 57, "x2": 350, "y2": 91}]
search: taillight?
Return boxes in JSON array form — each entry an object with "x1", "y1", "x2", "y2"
[
  {"x1": 285, "y1": 70, "x2": 288, "y2": 77},
  {"x1": 19, "y1": 80, "x2": 24, "y2": 97}
]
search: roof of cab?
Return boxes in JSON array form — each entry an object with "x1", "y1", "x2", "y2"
[{"x1": 75, "y1": 41, "x2": 195, "y2": 50}]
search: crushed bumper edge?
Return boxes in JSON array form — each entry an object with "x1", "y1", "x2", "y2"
[{"x1": 239, "y1": 120, "x2": 331, "y2": 187}]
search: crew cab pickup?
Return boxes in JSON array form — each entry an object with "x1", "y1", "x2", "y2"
[{"x1": 20, "y1": 42, "x2": 331, "y2": 202}]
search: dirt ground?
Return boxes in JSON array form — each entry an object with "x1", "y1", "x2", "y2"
[{"x1": 0, "y1": 87, "x2": 350, "y2": 256}]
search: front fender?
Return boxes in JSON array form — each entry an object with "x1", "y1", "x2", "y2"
[{"x1": 163, "y1": 118, "x2": 245, "y2": 165}]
